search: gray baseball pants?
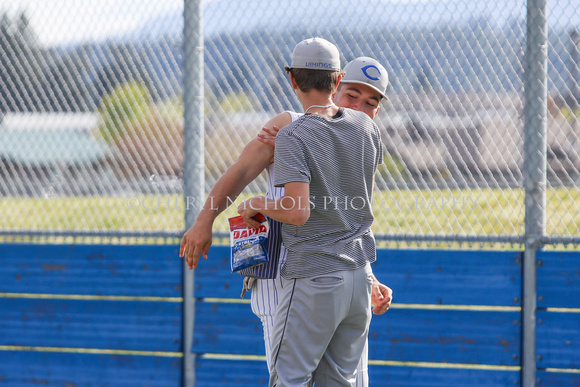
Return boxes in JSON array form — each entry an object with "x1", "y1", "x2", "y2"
[{"x1": 268, "y1": 262, "x2": 373, "y2": 387}]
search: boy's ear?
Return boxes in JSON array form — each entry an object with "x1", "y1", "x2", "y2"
[
  {"x1": 288, "y1": 72, "x2": 299, "y2": 90},
  {"x1": 334, "y1": 74, "x2": 343, "y2": 91}
]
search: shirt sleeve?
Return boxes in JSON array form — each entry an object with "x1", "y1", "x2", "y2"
[
  {"x1": 375, "y1": 123, "x2": 384, "y2": 166},
  {"x1": 274, "y1": 131, "x2": 311, "y2": 187}
]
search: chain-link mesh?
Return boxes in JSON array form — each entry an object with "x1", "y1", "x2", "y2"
[
  {"x1": 0, "y1": 0, "x2": 185, "y2": 242},
  {"x1": 0, "y1": 0, "x2": 579, "y2": 247}
]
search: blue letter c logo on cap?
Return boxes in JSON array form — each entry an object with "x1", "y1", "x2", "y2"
[{"x1": 361, "y1": 65, "x2": 381, "y2": 81}]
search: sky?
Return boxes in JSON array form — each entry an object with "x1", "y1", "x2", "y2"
[
  {"x1": 1, "y1": 0, "x2": 502, "y2": 47},
  {"x1": 1, "y1": 0, "x2": 577, "y2": 48}
]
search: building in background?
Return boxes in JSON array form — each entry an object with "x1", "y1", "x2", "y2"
[{"x1": 0, "y1": 113, "x2": 113, "y2": 196}]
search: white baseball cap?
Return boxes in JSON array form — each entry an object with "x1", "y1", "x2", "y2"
[
  {"x1": 285, "y1": 37, "x2": 341, "y2": 72},
  {"x1": 341, "y1": 57, "x2": 389, "y2": 99}
]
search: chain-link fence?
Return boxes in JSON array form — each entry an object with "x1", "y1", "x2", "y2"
[{"x1": 0, "y1": 0, "x2": 579, "y2": 248}]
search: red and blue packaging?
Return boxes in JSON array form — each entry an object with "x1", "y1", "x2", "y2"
[{"x1": 228, "y1": 213, "x2": 269, "y2": 272}]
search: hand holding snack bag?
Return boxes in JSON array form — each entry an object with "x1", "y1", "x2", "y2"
[{"x1": 228, "y1": 213, "x2": 269, "y2": 272}]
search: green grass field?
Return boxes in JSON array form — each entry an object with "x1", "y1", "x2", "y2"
[{"x1": 1, "y1": 187, "x2": 579, "y2": 248}]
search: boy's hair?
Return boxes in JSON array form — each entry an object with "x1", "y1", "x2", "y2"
[
  {"x1": 335, "y1": 83, "x2": 384, "y2": 101},
  {"x1": 287, "y1": 68, "x2": 342, "y2": 93}
]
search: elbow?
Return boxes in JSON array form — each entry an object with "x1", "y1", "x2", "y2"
[{"x1": 289, "y1": 208, "x2": 310, "y2": 226}]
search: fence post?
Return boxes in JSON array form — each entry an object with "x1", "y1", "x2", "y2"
[
  {"x1": 523, "y1": 0, "x2": 547, "y2": 385},
  {"x1": 183, "y1": 0, "x2": 204, "y2": 385}
]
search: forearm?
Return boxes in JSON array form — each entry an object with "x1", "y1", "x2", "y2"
[
  {"x1": 196, "y1": 170, "x2": 250, "y2": 222},
  {"x1": 244, "y1": 196, "x2": 310, "y2": 226}
]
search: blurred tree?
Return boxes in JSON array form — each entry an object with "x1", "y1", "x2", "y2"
[
  {"x1": 97, "y1": 81, "x2": 150, "y2": 143},
  {"x1": 42, "y1": 44, "x2": 97, "y2": 112},
  {"x1": 0, "y1": 11, "x2": 49, "y2": 112},
  {"x1": 98, "y1": 85, "x2": 184, "y2": 179},
  {"x1": 218, "y1": 92, "x2": 259, "y2": 113}
]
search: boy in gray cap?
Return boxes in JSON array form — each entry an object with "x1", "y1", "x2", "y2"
[{"x1": 238, "y1": 37, "x2": 383, "y2": 387}]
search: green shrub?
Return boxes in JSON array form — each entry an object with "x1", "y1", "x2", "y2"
[{"x1": 97, "y1": 81, "x2": 150, "y2": 143}]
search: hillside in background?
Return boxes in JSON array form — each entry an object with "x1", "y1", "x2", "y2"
[{"x1": 2, "y1": 1, "x2": 580, "y2": 113}]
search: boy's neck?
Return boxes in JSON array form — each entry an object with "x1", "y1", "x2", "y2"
[{"x1": 299, "y1": 90, "x2": 338, "y2": 118}]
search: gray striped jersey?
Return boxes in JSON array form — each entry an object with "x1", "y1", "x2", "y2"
[{"x1": 274, "y1": 108, "x2": 383, "y2": 279}]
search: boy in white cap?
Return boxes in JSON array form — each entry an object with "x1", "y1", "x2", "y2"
[
  {"x1": 180, "y1": 41, "x2": 390, "y2": 386},
  {"x1": 237, "y1": 37, "x2": 384, "y2": 386}
]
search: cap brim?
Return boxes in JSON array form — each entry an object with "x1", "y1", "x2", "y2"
[{"x1": 340, "y1": 80, "x2": 388, "y2": 100}]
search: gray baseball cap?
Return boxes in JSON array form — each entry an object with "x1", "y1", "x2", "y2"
[
  {"x1": 285, "y1": 37, "x2": 341, "y2": 72},
  {"x1": 341, "y1": 57, "x2": 389, "y2": 99}
]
